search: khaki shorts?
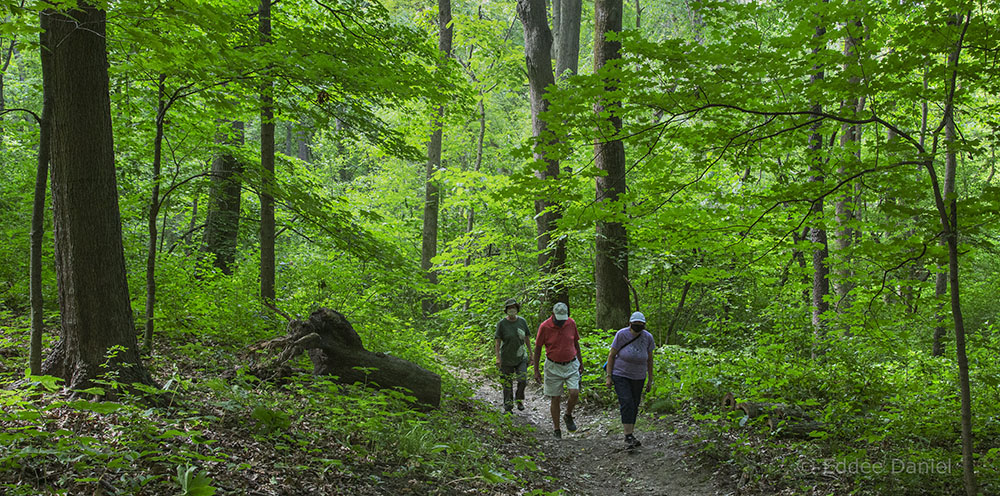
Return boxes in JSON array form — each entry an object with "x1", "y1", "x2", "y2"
[{"x1": 543, "y1": 358, "x2": 580, "y2": 397}]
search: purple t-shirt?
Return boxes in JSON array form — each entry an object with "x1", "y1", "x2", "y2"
[{"x1": 610, "y1": 328, "x2": 655, "y2": 380}]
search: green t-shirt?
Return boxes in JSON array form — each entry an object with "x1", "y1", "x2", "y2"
[{"x1": 495, "y1": 316, "x2": 529, "y2": 366}]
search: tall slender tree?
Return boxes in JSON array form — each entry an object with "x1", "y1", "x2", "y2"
[
  {"x1": 808, "y1": 3, "x2": 830, "y2": 353},
  {"x1": 936, "y1": 12, "x2": 976, "y2": 494},
  {"x1": 29, "y1": 27, "x2": 50, "y2": 376},
  {"x1": 39, "y1": 3, "x2": 154, "y2": 389},
  {"x1": 833, "y1": 15, "x2": 862, "y2": 317},
  {"x1": 259, "y1": 0, "x2": 276, "y2": 304},
  {"x1": 593, "y1": 0, "x2": 630, "y2": 330},
  {"x1": 420, "y1": 0, "x2": 453, "y2": 316},
  {"x1": 142, "y1": 74, "x2": 167, "y2": 352}
]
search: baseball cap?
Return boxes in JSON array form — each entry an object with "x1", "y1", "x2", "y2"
[
  {"x1": 630, "y1": 311, "x2": 646, "y2": 323},
  {"x1": 553, "y1": 302, "x2": 569, "y2": 320}
]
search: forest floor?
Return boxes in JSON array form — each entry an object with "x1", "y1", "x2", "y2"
[{"x1": 465, "y1": 370, "x2": 736, "y2": 496}]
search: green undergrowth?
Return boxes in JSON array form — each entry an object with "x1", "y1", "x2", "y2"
[
  {"x1": 647, "y1": 327, "x2": 1000, "y2": 495},
  {"x1": 0, "y1": 305, "x2": 562, "y2": 496},
  {"x1": 0, "y1": 366, "x2": 559, "y2": 495}
]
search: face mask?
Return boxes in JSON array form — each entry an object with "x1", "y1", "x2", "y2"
[
  {"x1": 631, "y1": 323, "x2": 645, "y2": 332},
  {"x1": 506, "y1": 308, "x2": 517, "y2": 317}
]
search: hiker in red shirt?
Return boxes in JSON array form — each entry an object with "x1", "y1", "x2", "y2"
[{"x1": 532, "y1": 302, "x2": 582, "y2": 439}]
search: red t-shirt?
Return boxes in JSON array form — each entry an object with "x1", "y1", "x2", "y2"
[{"x1": 535, "y1": 317, "x2": 579, "y2": 363}]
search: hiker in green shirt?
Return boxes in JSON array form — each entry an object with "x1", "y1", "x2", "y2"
[{"x1": 495, "y1": 298, "x2": 531, "y2": 413}]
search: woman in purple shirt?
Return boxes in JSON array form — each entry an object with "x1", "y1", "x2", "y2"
[{"x1": 604, "y1": 311, "x2": 655, "y2": 449}]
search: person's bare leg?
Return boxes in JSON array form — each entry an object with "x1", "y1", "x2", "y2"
[
  {"x1": 566, "y1": 388, "x2": 579, "y2": 416},
  {"x1": 550, "y1": 395, "x2": 561, "y2": 430},
  {"x1": 623, "y1": 423, "x2": 634, "y2": 435}
]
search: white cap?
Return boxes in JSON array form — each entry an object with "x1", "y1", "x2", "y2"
[
  {"x1": 553, "y1": 302, "x2": 569, "y2": 320},
  {"x1": 630, "y1": 311, "x2": 646, "y2": 323}
]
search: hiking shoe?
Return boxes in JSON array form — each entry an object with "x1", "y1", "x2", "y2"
[
  {"x1": 516, "y1": 400, "x2": 525, "y2": 411},
  {"x1": 553, "y1": 429, "x2": 562, "y2": 439},
  {"x1": 563, "y1": 414, "x2": 577, "y2": 432},
  {"x1": 625, "y1": 434, "x2": 641, "y2": 448}
]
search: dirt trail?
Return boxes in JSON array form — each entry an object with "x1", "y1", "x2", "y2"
[{"x1": 470, "y1": 374, "x2": 733, "y2": 495}]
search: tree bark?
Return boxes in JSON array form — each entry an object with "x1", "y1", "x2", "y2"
[
  {"x1": 933, "y1": 13, "x2": 976, "y2": 493},
  {"x1": 249, "y1": 308, "x2": 441, "y2": 408},
  {"x1": 555, "y1": 0, "x2": 581, "y2": 79},
  {"x1": 203, "y1": 120, "x2": 245, "y2": 274},
  {"x1": 833, "y1": 15, "x2": 862, "y2": 317},
  {"x1": 259, "y1": 0, "x2": 276, "y2": 304},
  {"x1": 808, "y1": 7, "x2": 829, "y2": 356},
  {"x1": 420, "y1": 0, "x2": 453, "y2": 316},
  {"x1": 518, "y1": 0, "x2": 569, "y2": 319},
  {"x1": 40, "y1": 4, "x2": 154, "y2": 390},
  {"x1": 593, "y1": 0, "x2": 630, "y2": 330},
  {"x1": 143, "y1": 74, "x2": 167, "y2": 352},
  {"x1": 29, "y1": 29, "x2": 51, "y2": 376}
]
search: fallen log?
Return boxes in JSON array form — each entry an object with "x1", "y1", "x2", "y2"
[
  {"x1": 246, "y1": 308, "x2": 441, "y2": 408},
  {"x1": 736, "y1": 401, "x2": 810, "y2": 420},
  {"x1": 722, "y1": 392, "x2": 737, "y2": 411}
]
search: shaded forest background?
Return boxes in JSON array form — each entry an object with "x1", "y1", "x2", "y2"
[{"x1": 1, "y1": 0, "x2": 999, "y2": 495}]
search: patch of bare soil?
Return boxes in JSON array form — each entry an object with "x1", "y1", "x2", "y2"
[{"x1": 469, "y1": 373, "x2": 735, "y2": 496}]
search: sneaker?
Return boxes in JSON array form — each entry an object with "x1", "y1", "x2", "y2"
[
  {"x1": 625, "y1": 434, "x2": 641, "y2": 448},
  {"x1": 563, "y1": 414, "x2": 577, "y2": 433},
  {"x1": 553, "y1": 429, "x2": 562, "y2": 439},
  {"x1": 516, "y1": 400, "x2": 525, "y2": 411}
]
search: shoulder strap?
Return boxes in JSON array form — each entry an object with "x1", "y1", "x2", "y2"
[{"x1": 614, "y1": 333, "x2": 643, "y2": 356}]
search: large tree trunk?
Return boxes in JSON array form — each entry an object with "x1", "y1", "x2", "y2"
[
  {"x1": 593, "y1": 0, "x2": 630, "y2": 330},
  {"x1": 203, "y1": 120, "x2": 245, "y2": 275},
  {"x1": 259, "y1": 0, "x2": 276, "y2": 304},
  {"x1": 420, "y1": 0, "x2": 453, "y2": 316},
  {"x1": 40, "y1": 4, "x2": 154, "y2": 390},
  {"x1": 518, "y1": 0, "x2": 569, "y2": 319},
  {"x1": 249, "y1": 308, "x2": 441, "y2": 408}
]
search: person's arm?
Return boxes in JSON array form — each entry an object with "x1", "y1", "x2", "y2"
[
  {"x1": 605, "y1": 347, "x2": 617, "y2": 387},
  {"x1": 532, "y1": 326, "x2": 543, "y2": 382},
  {"x1": 494, "y1": 338, "x2": 502, "y2": 368},
  {"x1": 575, "y1": 337, "x2": 583, "y2": 373},
  {"x1": 523, "y1": 322, "x2": 532, "y2": 359},
  {"x1": 645, "y1": 349, "x2": 654, "y2": 392},
  {"x1": 645, "y1": 335, "x2": 655, "y2": 392}
]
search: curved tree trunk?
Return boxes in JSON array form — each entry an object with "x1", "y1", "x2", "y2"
[
  {"x1": 249, "y1": 308, "x2": 441, "y2": 408},
  {"x1": 41, "y1": 4, "x2": 154, "y2": 390},
  {"x1": 935, "y1": 13, "x2": 976, "y2": 494}
]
